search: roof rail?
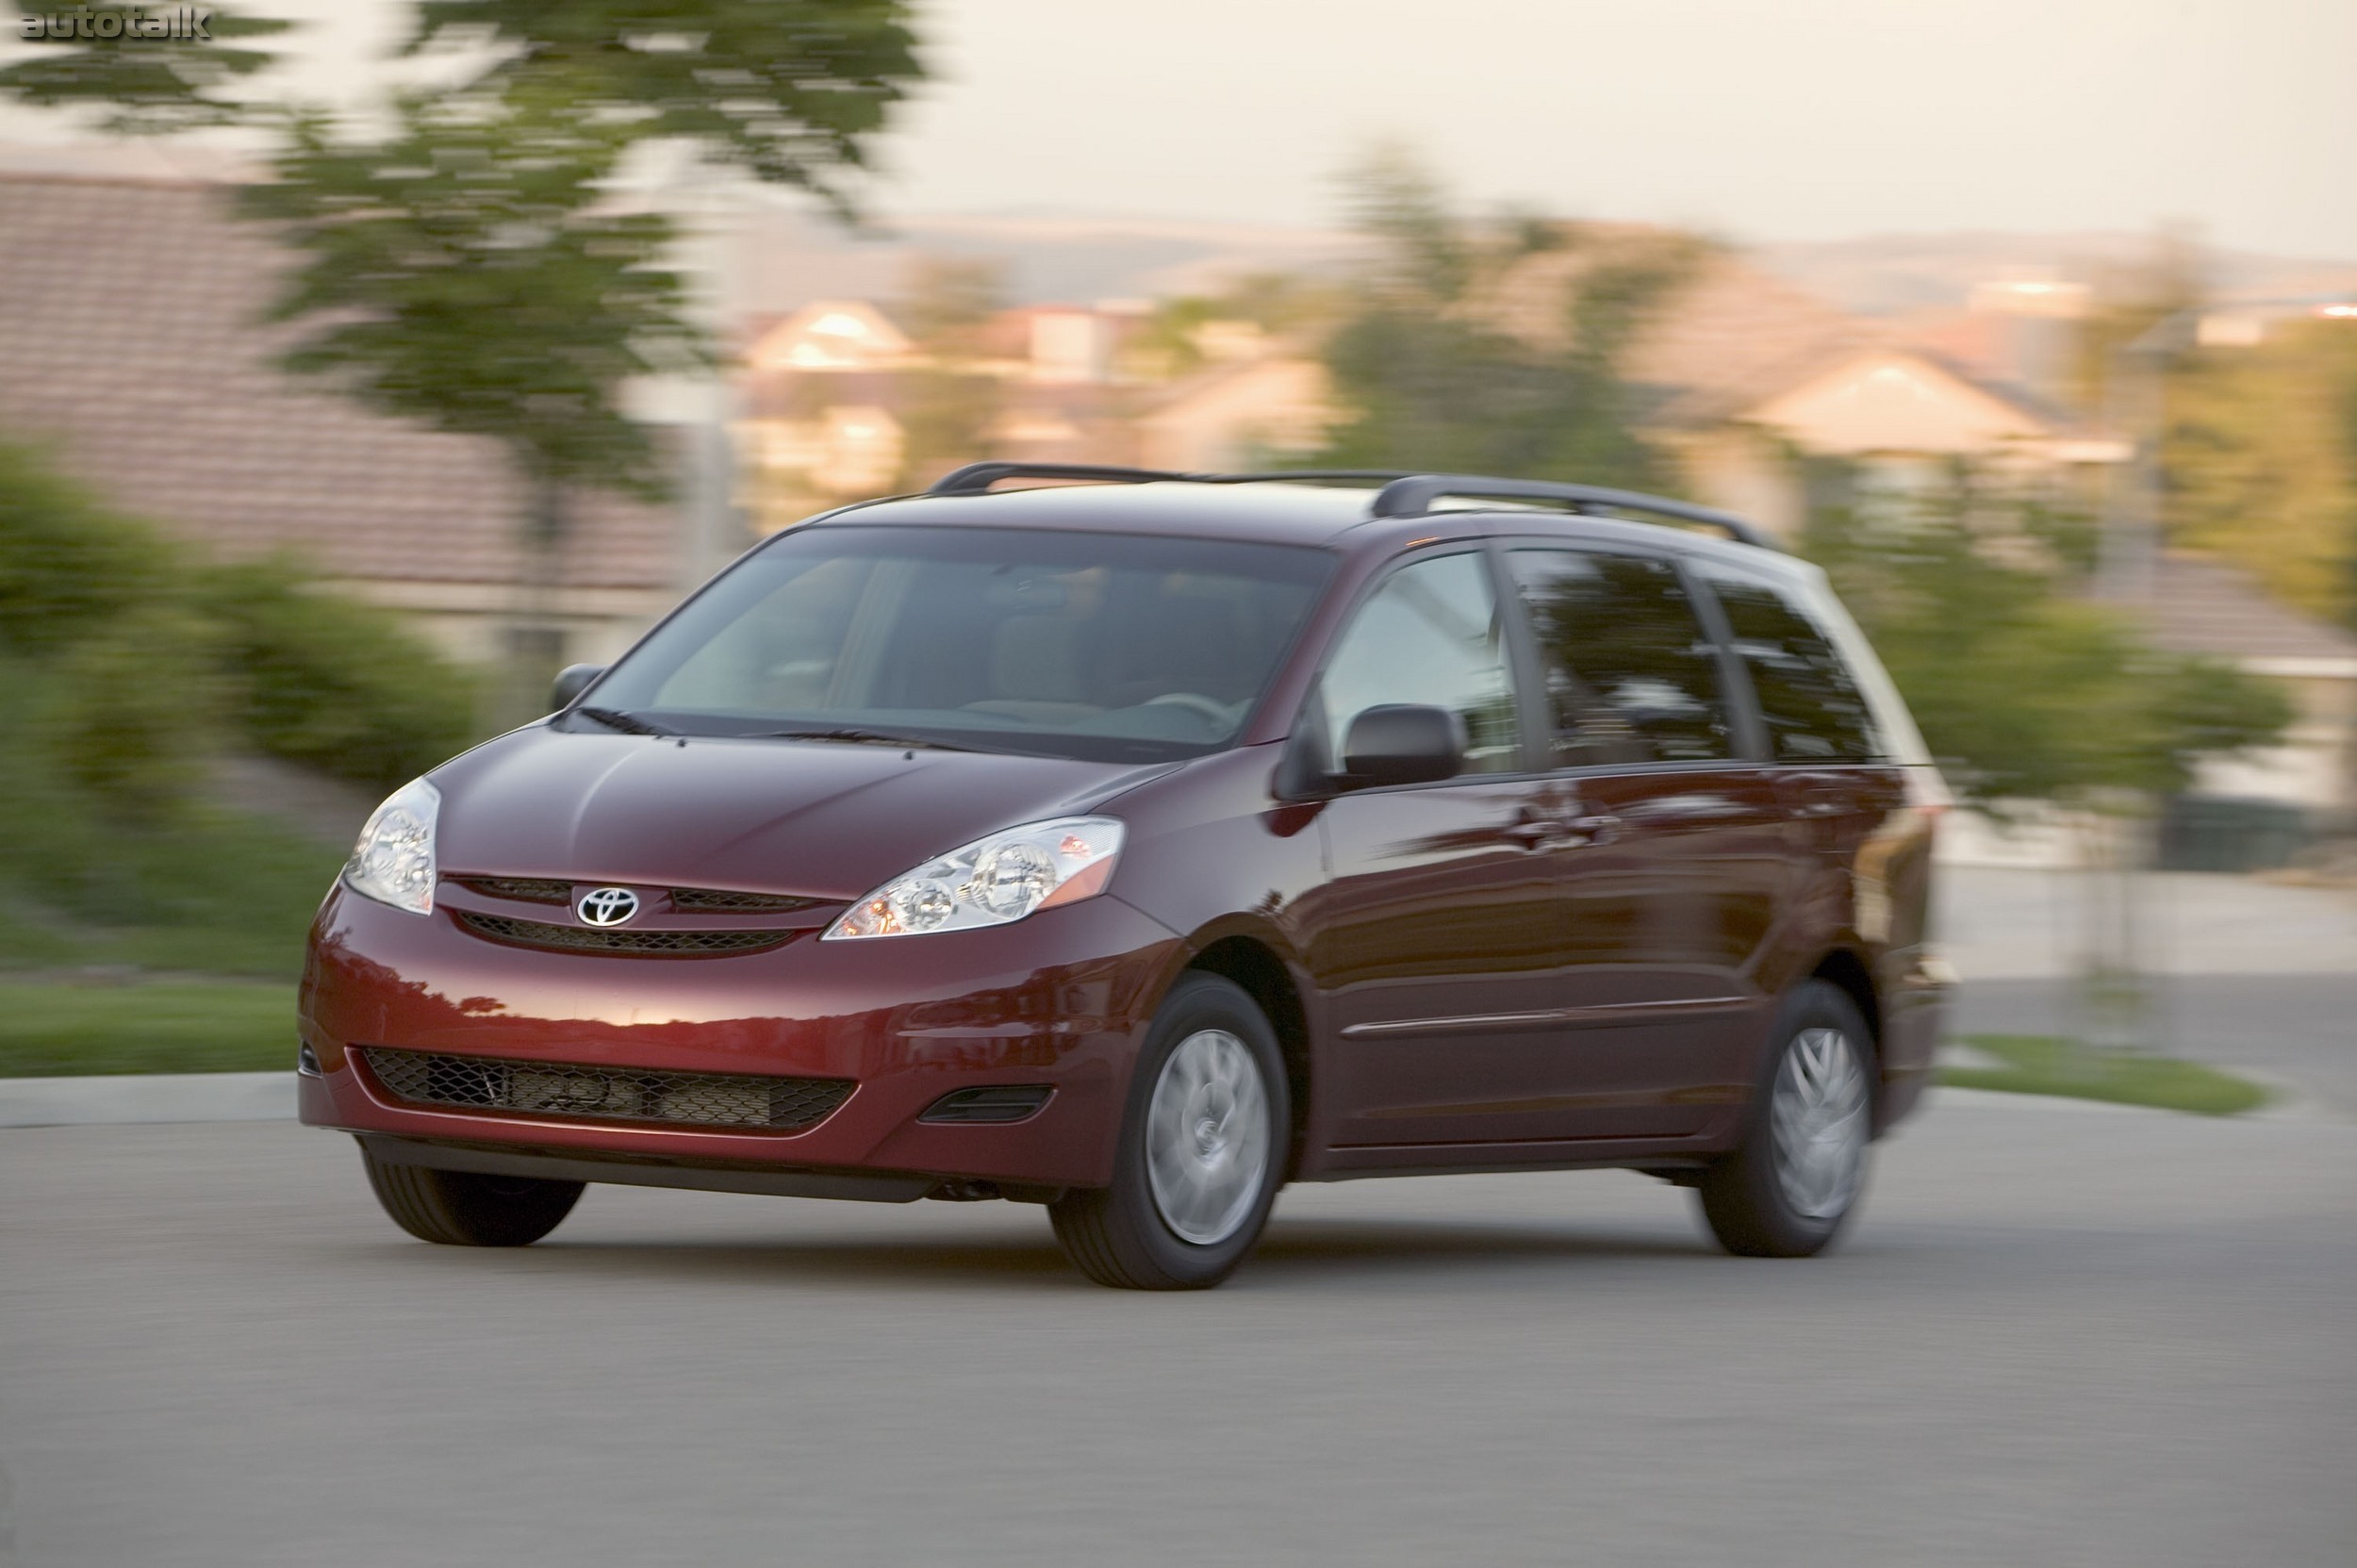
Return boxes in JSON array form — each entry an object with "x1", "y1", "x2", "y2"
[
  {"x1": 922, "y1": 461, "x2": 1779, "y2": 552},
  {"x1": 1369, "y1": 473, "x2": 1780, "y2": 552},
  {"x1": 928, "y1": 462, "x2": 1190, "y2": 495}
]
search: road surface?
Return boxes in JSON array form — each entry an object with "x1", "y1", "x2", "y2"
[{"x1": 3, "y1": 1096, "x2": 2350, "y2": 1566}]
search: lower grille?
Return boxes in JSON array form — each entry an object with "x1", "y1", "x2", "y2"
[
  {"x1": 455, "y1": 912, "x2": 790, "y2": 955},
  {"x1": 360, "y1": 1047, "x2": 854, "y2": 1131}
]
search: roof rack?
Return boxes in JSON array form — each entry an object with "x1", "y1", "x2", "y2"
[
  {"x1": 924, "y1": 462, "x2": 1777, "y2": 552},
  {"x1": 1367, "y1": 474, "x2": 1779, "y2": 552},
  {"x1": 928, "y1": 462, "x2": 1190, "y2": 495}
]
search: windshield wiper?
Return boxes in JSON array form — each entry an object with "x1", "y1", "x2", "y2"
[
  {"x1": 750, "y1": 727, "x2": 980, "y2": 752},
  {"x1": 575, "y1": 705, "x2": 676, "y2": 736}
]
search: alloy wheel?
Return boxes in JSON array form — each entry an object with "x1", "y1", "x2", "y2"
[
  {"x1": 1144, "y1": 1028, "x2": 1273, "y2": 1245},
  {"x1": 1769, "y1": 1026, "x2": 1870, "y2": 1221}
]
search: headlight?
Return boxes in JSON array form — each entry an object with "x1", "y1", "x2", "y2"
[
  {"x1": 824, "y1": 817, "x2": 1125, "y2": 940},
  {"x1": 344, "y1": 777, "x2": 440, "y2": 916}
]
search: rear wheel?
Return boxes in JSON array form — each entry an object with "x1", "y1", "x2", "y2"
[
  {"x1": 359, "y1": 1143, "x2": 584, "y2": 1246},
  {"x1": 1697, "y1": 981, "x2": 1873, "y2": 1258},
  {"x1": 1050, "y1": 974, "x2": 1288, "y2": 1290}
]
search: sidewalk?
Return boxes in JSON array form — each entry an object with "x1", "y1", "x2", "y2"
[
  {"x1": 0, "y1": 1071, "x2": 293, "y2": 1128},
  {"x1": 1937, "y1": 866, "x2": 2357, "y2": 980}
]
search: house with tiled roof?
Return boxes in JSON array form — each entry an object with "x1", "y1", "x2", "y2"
[
  {"x1": 0, "y1": 166, "x2": 689, "y2": 669},
  {"x1": 1474, "y1": 230, "x2": 2127, "y2": 538}
]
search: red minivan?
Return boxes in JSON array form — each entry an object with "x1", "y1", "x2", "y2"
[{"x1": 301, "y1": 468, "x2": 1952, "y2": 1289}]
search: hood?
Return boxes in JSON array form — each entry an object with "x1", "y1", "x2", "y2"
[{"x1": 430, "y1": 726, "x2": 1174, "y2": 901}]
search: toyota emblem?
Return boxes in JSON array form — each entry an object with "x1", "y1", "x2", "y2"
[{"x1": 576, "y1": 886, "x2": 641, "y2": 927}]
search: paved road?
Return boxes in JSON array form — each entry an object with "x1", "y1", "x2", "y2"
[{"x1": 4, "y1": 1100, "x2": 2351, "y2": 1566}]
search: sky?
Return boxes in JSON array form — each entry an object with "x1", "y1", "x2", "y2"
[{"x1": 4, "y1": 0, "x2": 2352, "y2": 256}]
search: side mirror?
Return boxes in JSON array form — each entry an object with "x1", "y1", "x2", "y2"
[
  {"x1": 550, "y1": 663, "x2": 605, "y2": 712},
  {"x1": 1338, "y1": 703, "x2": 1464, "y2": 789}
]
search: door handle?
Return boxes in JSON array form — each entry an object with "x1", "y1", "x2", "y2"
[
  {"x1": 1566, "y1": 813, "x2": 1622, "y2": 844},
  {"x1": 1502, "y1": 817, "x2": 1558, "y2": 849}
]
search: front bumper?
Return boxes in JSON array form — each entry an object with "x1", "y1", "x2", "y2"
[{"x1": 299, "y1": 885, "x2": 1187, "y2": 1192}]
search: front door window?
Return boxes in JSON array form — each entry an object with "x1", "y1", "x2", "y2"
[{"x1": 1318, "y1": 551, "x2": 1522, "y2": 773}]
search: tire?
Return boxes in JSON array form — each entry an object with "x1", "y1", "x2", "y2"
[
  {"x1": 1050, "y1": 973, "x2": 1290, "y2": 1290},
  {"x1": 1697, "y1": 980, "x2": 1874, "y2": 1259},
  {"x1": 359, "y1": 1142, "x2": 584, "y2": 1247}
]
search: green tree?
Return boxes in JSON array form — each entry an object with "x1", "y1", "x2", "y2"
[
  {"x1": 891, "y1": 256, "x2": 1009, "y2": 491},
  {"x1": 4, "y1": 0, "x2": 925, "y2": 718},
  {"x1": 1309, "y1": 149, "x2": 1706, "y2": 489},
  {"x1": 2164, "y1": 318, "x2": 2357, "y2": 630},
  {"x1": 1804, "y1": 477, "x2": 2291, "y2": 807},
  {"x1": 0, "y1": 1, "x2": 290, "y2": 130}
]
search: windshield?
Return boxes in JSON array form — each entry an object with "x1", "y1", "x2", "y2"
[{"x1": 579, "y1": 524, "x2": 1333, "y2": 762}]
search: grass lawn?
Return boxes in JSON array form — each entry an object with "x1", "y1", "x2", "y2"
[
  {"x1": 1939, "y1": 1033, "x2": 2270, "y2": 1116},
  {"x1": 0, "y1": 982, "x2": 300, "y2": 1077}
]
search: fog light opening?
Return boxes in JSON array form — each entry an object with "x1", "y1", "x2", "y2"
[{"x1": 915, "y1": 1085, "x2": 1056, "y2": 1125}]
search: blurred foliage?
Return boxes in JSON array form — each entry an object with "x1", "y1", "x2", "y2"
[
  {"x1": 0, "y1": 2, "x2": 290, "y2": 131},
  {"x1": 242, "y1": 97, "x2": 701, "y2": 508},
  {"x1": 38, "y1": 603, "x2": 227, "y2": 825},
  {"x1": 892, "y1": 256, "x2": 1008, "y2": 489},
  {"x1": 0, "y1": 982, "x2": 301, "y2": 1075},
  {"x1": 0, "y1": 439, "x2": 164, "y2": 654},
  {"x1": 2165, "y1": 318, "x2": 2357, "y2": 630},
  {"x1": 2069, "y1": 234, "x2": 2357, "y2": 632},
  {"x1": 405, "y1": 0, "x2": 919, "y2": 214},
  {"x1": 1129, "y1": 273, "x2": 1340, "y2": 381},
  {"x1": 0, "y1": 653, "x2": 347, "y2": 979},
  {"x1": 193, "y1": 559, "x2": 477, "y2": 788},
  {"x1": 1309, "y1": 148, "x2": 1704, "y2": 489},
  {"x1": 0, "y1": 440, "x2": 477, "y2": 810},
  {"x1": 4, "y1": 0, "x2": 925, "y2": 723},
  {"x1": 1805, "y1": 476, "x2": 2292, "y2": 805},
  {"x1": 0, "y1": 447, "x2": 411, "y2": 981}
]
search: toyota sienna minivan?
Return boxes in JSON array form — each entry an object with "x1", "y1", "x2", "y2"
[{"x1": 301, "y1": 466, "x2": 1952, "y2": 1289}]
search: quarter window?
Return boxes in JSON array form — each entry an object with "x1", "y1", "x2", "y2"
[
  {"x1": 1503, "y1": 548, "x2": 1733, "y2": 766},
  {"x1": 1318, "y1": 553, "x2": 1522, "y2": 775},
  {"x1": 1699, "y1": 565, "x2": 1883, "y2": 762}
]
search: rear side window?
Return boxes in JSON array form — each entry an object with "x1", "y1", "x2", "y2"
[
  {"x1": 1503, "y1": 548, "x2": 1733, "y2": 767},
  {"x1": 1698, "y1": 564, "x2": 1883, "y2": 762},
  {"x1": 1318, "y1": 552, "x2": 1522, "y2": 774}
]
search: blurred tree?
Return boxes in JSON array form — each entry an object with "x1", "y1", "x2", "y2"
[
  {"x1": 2163, "y1": 319, "x2": 2357, "y2": 631},
  {"x1": 2, "y1": 0, "x2": 924, "y2": 721},
  {"x1": 1804, "y1": 476, "x2": 2291, "y2": 807},
  {"x1": 1309, "y1": 149, "x2": 1706, "y2": 489},
  {"x1": 2067, "y1": 231, "x2": 2357, "y2": 633},
  {"x1": 404, "y1": 0, "x2": 918, "y2": 216},
  {"x1": 239, "y1": 94, "x2": 701, "y2": 704},
  {"x1": 1129, "y1": 273, "x2": 1341, "y2": 381},
  {"x1": 0, "y1": 1, "x2": 290, "y2": 131},
  {"x1": 891, "y1": 256, "x2": 1007, "y2": 490}
]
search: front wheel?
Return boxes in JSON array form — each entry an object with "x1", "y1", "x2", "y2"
[
  {"x1": 360, "y1": 1142, "x2": 584, "y2": 1246},
  {"x1": 1697, "y1": 981, "x2": 1874, "y2": 1258},
  {"x1": 1050, "y1": 974, "x2": 1289, "y2": 1290}
]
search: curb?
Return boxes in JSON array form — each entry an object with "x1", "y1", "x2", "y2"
[{"x1": 0, "y1": 1071, "x2": 294, "y2": 1128}]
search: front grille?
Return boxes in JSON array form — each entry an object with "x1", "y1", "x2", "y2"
[
  {"x1": 360, "y1": 1047, "x2": 854, "y2": 1131},
  {"x1": 456, "y1": 876, "x2": 572, "y2": 904},
  {"x1": 450, "y1": 879, "x2": 819, "y2": 916},
  {"x1": 455, "y1": 912, "x2": 790, "y2": 955},
  {"x1": 668, "y1": 887, "x2": 819, "y2": 914}
]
